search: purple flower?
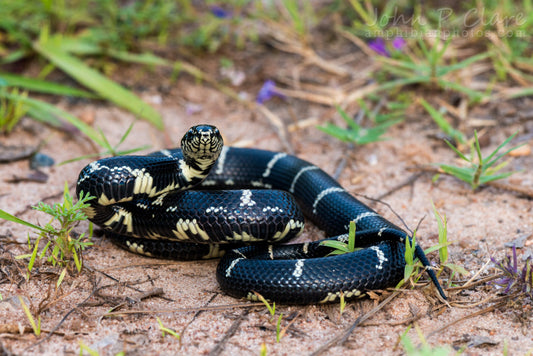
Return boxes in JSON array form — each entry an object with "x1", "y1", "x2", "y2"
[
  {"x1": 256, "y1": 80, "x2": 283, "y2": 104},
  {"x1": 368, "y1": 37, "x2": 406, "y2": 57},
  {"x1": 392, "y1": 36, "x2": 406, "y2": 51},
  {"x1": 368, "y1": 38, "x2": 389, "y2": 57},
  {"x1": 211, "y1": 5, "x2": 231, "y2": 19}
]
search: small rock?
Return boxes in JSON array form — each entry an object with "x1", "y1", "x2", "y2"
[
  {"x1": 30, "y1": 153, "x2": 54, "y2": 169},
  {"x1": 504, "y1": 233, "x2": 531, "y2": 249}
]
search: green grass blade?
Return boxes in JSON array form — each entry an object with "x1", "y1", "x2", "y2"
[
  {"x1": 2, "y1": 93, "x2": 105, "y2": 147},
  {"x1": 337, "y1": 105, "x2": 360, "y2": 131},
  {"x1": 436, "y1": 79, "x2": 486, "y2": 101},
  {"x1": 504, "y1": 87, "x2": 533, "y2": 99},
  {"x1": 482, "y1": 131, "x2": 519, "y2": 167},
  {"x1": 380, "y1": 60, "x2": 428, "y2": 78},
  {"x1": 479, "y1": 171, "x2": 516, "y2": 184},
  {"x1": 25, "y1": 106, "x2": 63, "y2": 127},
  {"x1": 375, "y1": 76, "x2": 430, "y2": 92},
  {"x1": 114, "y1": 146, "x2": 151, "y2": 156},
  {"x1": 316, "y1": 124, "x2": 352, "y2": 142},
  {"x1": 438, "y1": 164, "x2": 474, "y2": 183},
  {"x1": 34, "y1": 38, "x2": 164, "y2": 129},
  {"x1": 0, "y1": 209, "x2": 46, "y2": 232},
  {"x1": 0, "y1": 49, "x2": 32, "y2": 65},
  {"x1": 116, "y1": 122, "x2": 137, "y2": 148},
  {"x1": 0, "y1": 72, "x2": 97, "y2": 98},
  {"x1": 282, "y1": 0, "x2": 305, "y2": 36},
  {"x1": 107, "y1": 50, "x2": 169, "y2": 66},
  {"x1": 443, "y1": 139, "x2": 470, "y2": 161},
  {"x1": 436, "y1": 52, "x2": 491, "y2": 76},
  {"x1": 420, "y1": 98, "x2": 466, "y2": 144}
]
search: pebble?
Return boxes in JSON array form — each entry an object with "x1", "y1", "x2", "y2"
[{"x1": 30, "y1": 152, "x2": 55, "y2": 169}]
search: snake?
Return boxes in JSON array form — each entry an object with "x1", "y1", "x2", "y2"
[{"x1": 76, "y1": 124, "x2": 446, "y2": 304}]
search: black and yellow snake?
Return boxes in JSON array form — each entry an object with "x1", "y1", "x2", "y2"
[{"x1": 76, "y1": 125, "x2": 446, "y2": 304}]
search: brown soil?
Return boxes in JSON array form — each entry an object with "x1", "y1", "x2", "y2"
[{"x1": 1, "y1": 42, "x2": 533, "y2": 356}]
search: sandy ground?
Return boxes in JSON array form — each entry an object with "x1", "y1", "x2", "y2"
[{"x1": 1, "y1": 48, "x2": 533, "y2": 356}]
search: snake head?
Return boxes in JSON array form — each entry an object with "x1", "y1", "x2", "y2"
[{"x1": 181, "y1": 124, "x2": 224, "y2": 161}]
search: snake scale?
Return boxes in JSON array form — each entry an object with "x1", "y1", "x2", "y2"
[{"x1": 76, "y1": 125, "x2": 446, "y2": 304}]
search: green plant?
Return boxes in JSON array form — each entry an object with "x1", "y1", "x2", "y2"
[
  {"x1": 60, "y1": 122, "x2": 150, "y2": 165},
  {"x1": 279, "y1": 0, "x2": 317, "y2": 39},
  {"x1": 318, "y1": 106, "x2": 398, "y2": 144},
  {"x1": 254, "y1": 292, "x2": 286, "y2": 342},
  {"x1": 475, "y1": 0, "x2": 533, "y2": 84},
  {"x1": 0, "y1": 183, "x2": 94, "y2": 277},
  {"x1": 320, "y1": 221, "x2": 357, "y2": 255},
  {"x1": 0, "y1": 87, "x2": 28, "y2": 134},
  {"x1": 430, "y1": 202, "x2": 469, "y2": 284},
  {"x1": 78, "y1": 341, "x2": 99, "y2": 356},
  {"x1": 401, "y1": 231, "x2": 420, "y2": 287},
  {"x1": 375, "y1": 37, "x2": 490, "y2": 101},
  {"x1": 400, "y1": 205, "x2": 468, "y2": 291},
  {"x1": 400, "y1": 324, "x2": 453, "y2": 356},
  {"x1": 419, "y1": 99, "x2": 466, "y2": 144},
  {"x1": 260, "y1": 342, "x2": 267, "y2": 356},
  {"x1": 156, "y1": 317, "x2": 181, "y2": 340},
  {"x1": 437, "y1": 130, "x2": 523, "y2": 190},
  {"x1": 78, "y1": 340, "x2": 125, "y2": 356},
  {"x1": 275, "y1": 313, "x2": 284, "y2": 343},
  {"x1": 255, "y1": 291, "x2": 276, "y2": 318},
  {"x1": 347, "y1": 0, "x2": 404, "y2": 37},
  {"x1": 339, "y1": 291, "x2": 347, "y2": 315},
  {"x1": 19, "y1": 296, "x2": 41, "y2": 337},
  {"x1": 346, "y1": 1, "x2": 532, "y2": 100},
  {"x1": 0, "y1": 0, "x2": 271, "y2": 137}
]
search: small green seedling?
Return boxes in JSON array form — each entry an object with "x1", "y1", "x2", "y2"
[
  {"x1": 78, "y1": 340, "x2": 99, "y2": 356},
  {"x1": 400, "y1": 324, "x2": 453, "y2": 356},
  {"x1": 318, "y1": 106, "x2": 398, "y2": 145},
  {"x1": 60, "y1": 122, "x2": 150, "y2": 165},
  {"x1": 401, "y1": 231, "x2": 420, "y2": 287},
  {"x1": 429, "y1": 202, "x2": 469, "y2": 284},
  {"x1": 19, "y1": 296, "x2": 41, "y2": 337},
  {"x1": 0, "y1": 87, "x2": 28, "y2": 134},
  {"x1": 156, "y1": 317, "x2": 181, "y2": 340},
  {"x1": 339, "y1": 291, "x2": 346, "y2": 315},
  {"x1": 437, "y1": 130, "x2": 523, "y2": 190},
  {"x1": 254, "y1": 291, "x2": 276, "y2": 318},
  {"x1": 320, "y1": 220, "x2": 357, "y2": 255},
  {"x1": 275, "y1": 313, "x2": 284, "y2": 343},
  {"x1": 254, "y1": 291, "x2": 287, "y2": 342},
  {"x1": 419, "y1": 98, "x2": 466, "y2": 144},
  {"x1": 260, "y1": 343, "x2": 267, "y2": 356}
]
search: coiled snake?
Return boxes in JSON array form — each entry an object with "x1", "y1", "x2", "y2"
[{"x1": 76, "y1": 125, "x2": 446, "y2": 304}]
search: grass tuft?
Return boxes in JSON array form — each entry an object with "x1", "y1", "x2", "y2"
[{"x1": 437, "y1": 131, "x2": 523, "y2": 190}]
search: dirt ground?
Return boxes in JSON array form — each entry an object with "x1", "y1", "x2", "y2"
[{"x1": 1, "y1": 43, "x2": 533, "y2": 356}]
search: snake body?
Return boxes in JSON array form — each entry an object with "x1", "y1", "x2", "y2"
[{"x1": 77, "y1": 125, "x2": 446, "y2": 304}]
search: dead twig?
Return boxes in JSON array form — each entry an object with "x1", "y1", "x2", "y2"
[
  {"x1": 256, "y1": 104, "x2": 294, "y2": 154},
  {"x1": 102, "y1": 302, "x2": 265, "y2": 317},
  {"x1": 179, "y1": 293, "x2": 218, "y2": 347},
  {"x1": 208, "y1": 309, "x2": 249, "y2": 356},
  {"x1": 310, "y1": 291, "x2": 401, "y2": 356},
  {"x1": 376, "y1": 172, "x2": 424, "y2": 201},
  {"x1": 0, "y1": 324, "x2": 65, "y2": 336},
  {"x1": 426, "y1": 294, "x2": 522, "y2": 339}
]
